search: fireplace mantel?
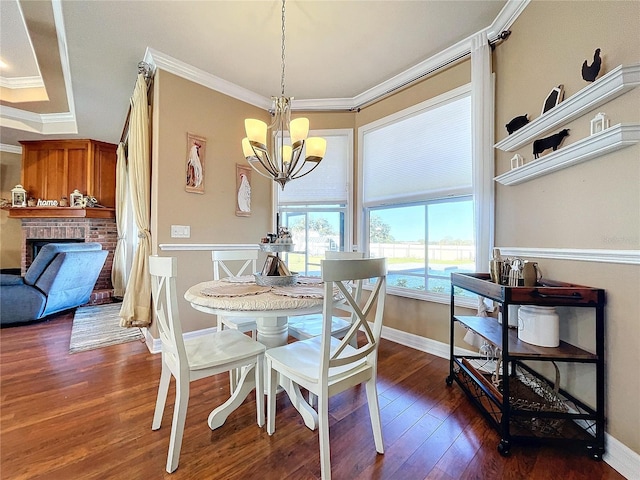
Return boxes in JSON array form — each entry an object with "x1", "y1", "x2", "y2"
[{"x1": 8, "y1": 207, "x2": 115, "y2": 219}]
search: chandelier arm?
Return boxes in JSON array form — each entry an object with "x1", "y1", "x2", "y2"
[
  {"x1": 285, "y1": 142, "x2": 305, "y2": 176},
  {"x1": 249, "y1": 144, "x2": 280, "y2": 178},
  {"x1": 290, "y1": 160, "x2": 323, "y2": 181}
]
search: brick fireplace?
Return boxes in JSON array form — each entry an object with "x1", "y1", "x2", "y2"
[{"x1": 20, "y1": 215, "x2": 117, "y2": 304}]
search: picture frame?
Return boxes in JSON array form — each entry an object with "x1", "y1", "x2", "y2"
[
  {"x1": 236, "y1": 164, "x2": 252, "y2": 217},
  {"x1": 541, "y1": 85, "x2": 564, "y2": 115},
  {"x1": 186, "y1": 133, "x2": 206, "y2": 194}
]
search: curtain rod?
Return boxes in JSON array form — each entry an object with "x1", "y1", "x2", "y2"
[
  {"x1": 352, "y1": 30, "x2": 511, "y2": 112},
  {"x1": 119, "y1": 61, "x2": 154, "y2": 145}
]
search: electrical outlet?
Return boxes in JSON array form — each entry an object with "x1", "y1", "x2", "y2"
[{"x1": 171, "y1": 225, "x2": 190, "y2": 238}]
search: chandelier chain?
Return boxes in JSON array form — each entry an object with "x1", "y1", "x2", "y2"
[{"x1": 280, "y1": 0, "x2": 286, "y2": 96}]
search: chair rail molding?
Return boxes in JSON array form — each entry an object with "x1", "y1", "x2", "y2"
[
  {"x1": 159, "y1": 243, "x2": 259, "y2": 251},
  {"x1": 497, "y1": 247, "x2": 640, "y2": 265}
]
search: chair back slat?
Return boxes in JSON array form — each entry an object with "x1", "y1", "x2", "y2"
[
  {"x1": 320, "y1": 258, "x2": 387, "y2": 375},
  {"x1": 212, "y1": 249, "x2": 259, "y2": 280},
  {"x1": 149, "y1": 256, "x2": 187, "y2": 365}
]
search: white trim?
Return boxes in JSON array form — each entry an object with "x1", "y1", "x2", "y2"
[
  {"x1": 159, "y1": 243, "x2": 260, "y2": 251},
  {"x1": 0, "y1": 143, "x2": 22, "y2": 154},
  {"x1": 143, "y1": 48, "x2": 272, "y2": 111},
  {"x1": 0, "y1": 75, "x2": 44, "y2": 89},
  {"x1": 603, "y1": 432, "x2": 640, "y2": 480},
  {"x1": 51, "y1": 0, "x2": 76, "y2": 124},
  {"x1": 498, "y1": 247, "x2": 640, "y2": 265},
  {"x1": 0, "y1": 105, "x2": 77, "y2": 134},
  {"x1": 141, "y1": 2, "x2": 526, "y2": 114},
  {"x1": 495, "y1": 64, "x2": 640, "y2": 152},
  {"x1": 495, "y1": 124, "x2": 640, "y2": 186}
]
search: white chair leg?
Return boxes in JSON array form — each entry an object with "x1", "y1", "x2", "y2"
[
  {"x1": 229, "y1": 369, "x2": 238, "y2": 394},
  {"x1": 318, "y1": 392, "x2": 332, "y2": 480},
  {"x1": 166, "y1": 375, "x2": 190, "y2": 473},
  {"x1": 365, "y1": 378, "x2": 384, "y2": 454},
  {"x1": 266, "y1": 359, "x2": 278, "y2": 435},
  {"x1": 152, "y1": 359, "x2": 171, "y2": 430},
  {"x1": 255, "y1": 354, "x2": 265, "y2": 427}
]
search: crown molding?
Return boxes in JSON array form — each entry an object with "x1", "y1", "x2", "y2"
[
  {"x1": 0, "y1": 143, "x2": 23, "y2": 154},
  {"x1": 0, "y1": 104, "x2": 77, "y2": 134},
  {"x1": 0, "y1": 0, "x2": 77, "y2": 137},
  {"x1": 144, "y1": 0, "x2": 528, "y2": 112},
  {"x1": 143, "y1": 47, "x2": 272, "y2": 111},
  {"x1": 0, "y1": 75, "x2": 45, "y2": 89}
]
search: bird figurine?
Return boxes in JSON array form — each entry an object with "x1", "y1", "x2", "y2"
[{"x1": 582, "y1": 48, "x2": 601, "y2": 82}]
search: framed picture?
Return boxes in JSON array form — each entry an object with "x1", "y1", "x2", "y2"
[
  {"x1": 541, "y1": 85, "x2": 564, "y2": 115},
  {"x1": 186, "y1": 133, "x2": 206, "y2": 194},
  {"x1": 236, "y1": 164, "x2": 252, "y2": 217}
]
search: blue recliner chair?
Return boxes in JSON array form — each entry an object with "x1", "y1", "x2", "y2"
[{"x1": 0, "y1": 242, "x2": 108, "y2": 326}]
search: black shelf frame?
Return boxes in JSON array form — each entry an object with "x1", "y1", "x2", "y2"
[{"x1": 446, "y1": 273, "x2": 606, "y2": 459}]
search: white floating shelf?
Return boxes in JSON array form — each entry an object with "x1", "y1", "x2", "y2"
[
  {"x1": 494, "y1": 124, "x2": 640, "y2": 186},
  {"x1": 495, "y1": 64, "x2": 640, "y2": 152}
]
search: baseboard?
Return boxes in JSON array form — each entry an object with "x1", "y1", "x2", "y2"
[
  {"x1": 378, "y1": 324, "x2": 639, "y2": 480},
  {"x1": 141, "y1": 322, "x2": 638, "y2": 478}
]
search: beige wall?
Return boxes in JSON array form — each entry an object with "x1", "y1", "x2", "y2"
[
  {"x1": 493, "y1": 1, "x2": 640, "y2": 455},
  {"x1": 0, "y1": 151, "x2": 23, "y2": 269},
  {"x1": 150, "y1": 70, "x2": 274, "y2": 334}
]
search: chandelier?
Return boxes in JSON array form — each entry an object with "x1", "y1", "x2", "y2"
[{"x1": 241, "y1": 0, "x2": 326, "y2": 190}]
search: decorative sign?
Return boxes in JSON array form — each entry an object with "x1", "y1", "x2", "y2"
[{"x1": 36, "y1": 199, "x2": 59, "y2": 206}]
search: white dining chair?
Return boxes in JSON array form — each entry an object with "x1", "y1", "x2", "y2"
[
  {"x1": 287, "y1": 250, "x2": 364, "y2": 345},
  {"x1": 149, "y1": 256, "x2": 265, "y2": 474},
  {"x1": 266, "y1": 257, "x2": 387, "y2": 480},
  {"x1": 211, "y1": 249, "x2": 260, "y2": 339}
]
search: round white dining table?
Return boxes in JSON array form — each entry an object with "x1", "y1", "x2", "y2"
[{"x1": 184, "y1": 278, "x2": 336, "y2": 430}]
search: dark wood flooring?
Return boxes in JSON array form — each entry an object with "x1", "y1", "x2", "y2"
[{"x1": 0, "y1": 311, "x2": 625, "y2": 479}]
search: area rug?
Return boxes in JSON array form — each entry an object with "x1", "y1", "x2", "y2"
[{"x1": 69, "y1": 303, "x2": 143, "y2": 353}]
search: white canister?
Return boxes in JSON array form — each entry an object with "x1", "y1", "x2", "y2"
[
  {"x1": 498, "y1": 304, "x2": 519, "y2": 328},
  {"x1": 517, "y1": 306, "x2": 560, "y2": 347}
]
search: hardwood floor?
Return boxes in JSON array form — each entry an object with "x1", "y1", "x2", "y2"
[{"x1": 0, "y1": 312, "x2": 624, "y2": 480}]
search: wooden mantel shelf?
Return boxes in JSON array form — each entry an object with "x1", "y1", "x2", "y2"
[{"x1": 8, "y1": 207, "x2": 115, "y2": 219}]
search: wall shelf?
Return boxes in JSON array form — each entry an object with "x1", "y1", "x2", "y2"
[
  {"x1": 494, "y1": 123, "x2": 640, "y2": 186},
  {"x1": 494, "y1": 64, "x2": 640, "y2": 152}
]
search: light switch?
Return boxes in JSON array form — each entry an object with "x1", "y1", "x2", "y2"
[{"x1": 171, "y1": 225, "x2": 190, "y2": 238}]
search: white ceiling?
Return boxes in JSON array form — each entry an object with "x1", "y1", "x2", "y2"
[{"x1": 0, "y1": 0, "x2": 522, "y2": 151}]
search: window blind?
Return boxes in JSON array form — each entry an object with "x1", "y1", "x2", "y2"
[
  {"x1": 278, "y1": 132, "x2": 350, "y2": 205},
  {"x1": 362, "y1": 94, "x2": 472, "y2": 206}
]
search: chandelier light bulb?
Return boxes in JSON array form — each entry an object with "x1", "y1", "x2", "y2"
[
  {"x1": 289, "y1": 117, "x2": 309, "y2": 145},
  {"x1": 306, "y1": 137, "x2": 327, "y2": 160},
  {"x1": 245, "y1": 119, "x2": 268, "y2": 147}
]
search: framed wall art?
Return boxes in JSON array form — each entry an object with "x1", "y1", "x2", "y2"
[
  {"x1": 236, "y1": 164, "x2": 252, "y2": 217},
  {"x1": 186, "y1": 133, "x2": 206, "y2": 194}
]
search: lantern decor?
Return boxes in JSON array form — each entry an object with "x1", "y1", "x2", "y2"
[
  {"x1": 11, "y1": 185, "x2": 27, "y2": 207},
  {"x1": 70, "y1": 189, "x2": 84, "y2": 208}
]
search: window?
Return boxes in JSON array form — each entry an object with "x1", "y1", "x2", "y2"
[
  {"x1": 277, "y1": 129, "x2": 353, "y2": 276},
  {"x1": 359, "y1": 85, "x2": 479, "y2": 301}
]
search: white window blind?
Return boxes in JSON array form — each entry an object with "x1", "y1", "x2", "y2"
[
  {"x1": 278, "y1": 131, "x2": 350, "y2": 205},
  {"x1": 362, "y1": 93, "x2": 472, "y2": 206}
]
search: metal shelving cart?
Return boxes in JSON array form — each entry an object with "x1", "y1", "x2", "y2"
[{"x1": 446, "y1": 273, "x2": 606, "y2": 459}]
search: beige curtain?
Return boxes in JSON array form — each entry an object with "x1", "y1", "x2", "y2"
[
  {"x1": 112, "y1": 142, "x2": 128, "y2": 298},
  {"x1": 120, "y1": 73, "x2": 152, "y2": 328}
]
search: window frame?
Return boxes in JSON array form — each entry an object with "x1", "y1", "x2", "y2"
[
  {"x1": 275, "y1": 128, "x2": 354, "y2": 272},
  {"x1": 358, "y1": 84, "x2": 485, "y2": 306}
]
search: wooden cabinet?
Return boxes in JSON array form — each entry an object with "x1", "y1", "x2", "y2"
[
  {"x1": 447, "y1": 273, "x2": 606, "y2": 459},
  {"x1": 19, "y1": 139, "x2": 117, "y2": 208}
]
